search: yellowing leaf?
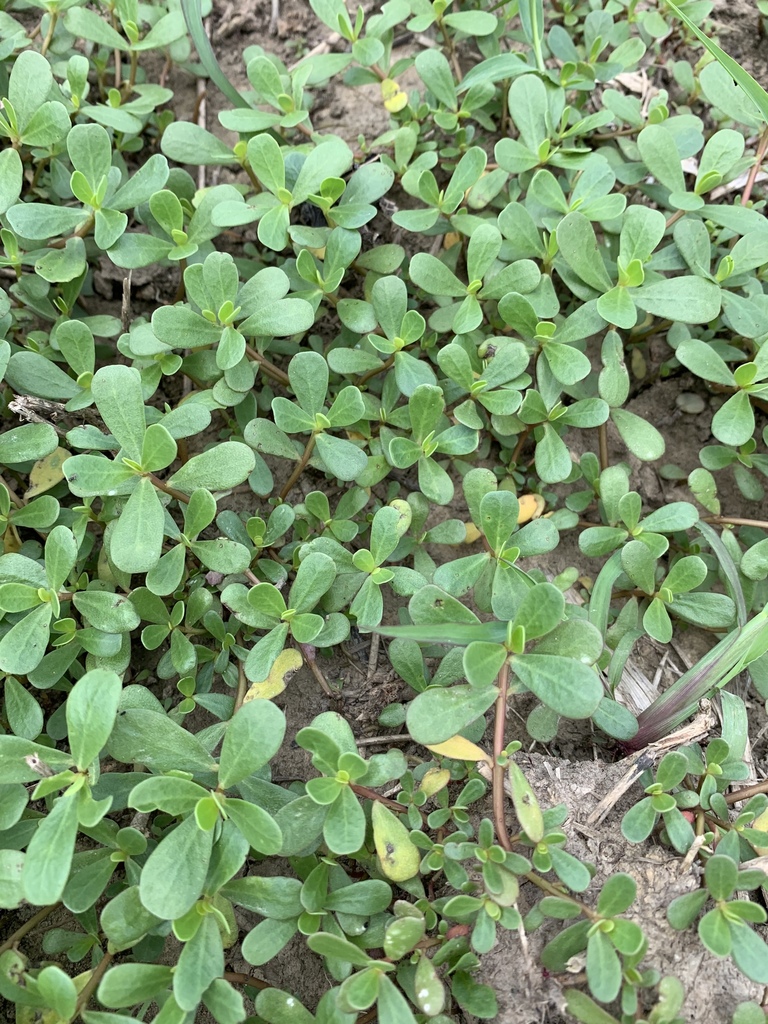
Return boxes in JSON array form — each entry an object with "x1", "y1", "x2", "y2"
[
  {"x1": 425, "y1": 735, "x2": 491, "y2": 765},
  {"x1": 243, "y1": 648, "x2": 302, "y2": 702},
  {"x1": 517, "y1": 493, "x2": 545, "y2": 524},
  {"x1": 464, "y1": 523, "x2": 482, "y2": 544},
  {"x1": 508, "y1": 760, "x2": 544, "y2": 843},
  {"x1": 443, "y1": 232, "x2": 461, "y2": 249},
  {"x1": 751, "y1": 807, "x2": 768, "y2": 856},
  {"x1": 381, "y1": 78, "x2": 408, "y2": 113},
  {"x1": 4, "y1": 527, "x2": 22, "y2": 553},
  {"x1": 25, "y1": 447, "x2": 71, "y2": 499},
  {"x1": 372, "y1": 801, "x2": 421, "y2": 882},
  {"x1": 417, "y1": 767, "x2": 450, "y2": 798},
  {"x1": 630, "y1": 347, "x2": 647, "y2": 380}
]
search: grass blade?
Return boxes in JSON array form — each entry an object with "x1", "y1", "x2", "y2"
[
  {"x1": 663, "y1": 0, "x2": 768, "y2": 124},
  {"x1": 518, "y1": 0, "x2": 545, "y2": 72},
  {"x1": 180, "y1": 0, "x2": 251, "y2": 110},
  {"x1": 695, "y1": 520, "x2": 747, "y2": 627}
]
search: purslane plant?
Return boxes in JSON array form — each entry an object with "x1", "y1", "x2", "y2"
[{"x1": 2, "y1": 0, "x2": 768, "y2": 1021}]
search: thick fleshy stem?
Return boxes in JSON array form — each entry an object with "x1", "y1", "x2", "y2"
[
  {"x1": 493, "y1": 660, "x2": 512, "y2": 851},
  {"x1": 0, "y1": 903, "x2": 59, "y2": 956},
  {"x1": 279, "y1": 433, "x2": 316, "y2": 500}
]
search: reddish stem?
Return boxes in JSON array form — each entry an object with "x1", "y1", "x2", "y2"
[{"x1": 742, "y1": 127, "x2": 768, "y2": 206}]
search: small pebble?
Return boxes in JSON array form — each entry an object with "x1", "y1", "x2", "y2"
[{"x1": 676, "y1": 392, "x2": 705, "y2": 414}]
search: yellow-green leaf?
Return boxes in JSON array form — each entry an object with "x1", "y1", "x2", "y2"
[
  {"x1": 25, "y1": 448, "x2": 71, "y2": 499},
  {"x1": 425, "y1": 735, "x2": 491, "y2": 765},
  {"x1": 381, "y1": 78, "x2": 408, "y2": 113},
  {"x1": 371, "y1": 801, "x2": 420, "y2": 882},
  {"x1": 243, "y1": 648, "x2": 302, "y2": 703}
]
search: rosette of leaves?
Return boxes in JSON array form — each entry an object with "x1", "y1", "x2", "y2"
[
  {"x1": 409, "y1": 222, "x2": 548, "y2": 336},
  {"x1": 131, "y1": 586, "x2": 201, "y2": 684},
  {"x1": 151, "y1": 250, "x2": 315, "y2": 373},
  {"x1": 379, "y1": 578, "x2": 604, "y2": 745},
  {"x1": 678, "y1": 737, "x2": 753, "y2": 815},
  {"x1": 386, "y1": 490, "x2": 469, "y2": 582},
  {"x1": 294, "y1": 487, "x2": 368, "y2": 544},
  {"x1": 541, "y1": 872, "x2": 646, "y2": 1007},
  {"x1": 414, "y1": 46, "x2": 517, "y2": 134},
  {"x1": 698, "y1": 429, "x2": 768, "y2": 504},
  {"x1": 554, "y1": 205, "x2": 721, "y2": 331},
  {"x1": 246, "y1": 349, "x2": 368, "y2": 483},
  {"x1": 302, "y1": 500, "x2": 426, "y2": 630},
  {"x1": 210, "y1": 134, "x2": 355, "y2": 251},
  {"x1": 298, "y1": 227, "x2": 365, "y2": 314},
  {"x1": 509, "y1": 764, "x2": 594, "y2": 897},
  {"x1": 620, "y1": 545, "x2": 735, "y2": 642},
  {"x1": 0, "y1": 669, "x2": 124, "y2": 907},
  {"x1": 222, "y1": 550, "x2": 349, "y2": 681},
  {"x1": 107, "y1": 179, "x2": 242, "y2": 269},
  {"x1": 223, "y1": 857, "x2": 394, "y2": 971},
  {"x1": 68, "y1": 697, "x2": 290, "y2": 1015},
  {"x1": 432, "y1": 470, "x2": 559, "y2": 613},
  {"x1": 0, "y1": 50, "x2": 70, "y2": 153},
  {"x1": 62, "y1": 364, "x2": 255, "y2": 576},
  {"x1": 494, "y1": 74, "x2": 613, "y2": 176},
  {"x1": 514, "y1": 386, "x2": 609, "y2": 484},
  {"x1": 291, "y1": 711, "x2": 407, "y2": 857},
  {"x1": 382, "y1": 383, "x2": 478, "y2": 505},
  {"x1": 309, "y1": 0, "x2": 411, "y2": 77},
  {"x1": 217, "y1": 53, "x2": 317, "y2": 134},
  {"x1": 497, "y1": 292, "x2": 596, "y2": 388},
  {"x1": 437, "y1": 818, "x2": 526, "y2": 955},
  {"x1": 0, "y1": 526, "x2": 81, "y2": 677},
  {"x1": 0, "y1": 522, "x2": 143, "y2": 679},
  {"x1": 331, "y1": 274, "x2": 433, "y2": 397},
  {"x1": 579, "y1": 465, "x2": 700, "y2": 558},
  {"x1": 675, "y1": 338, "x2": 768, "y2": 448},
  {"x1": 668, "y1": 854, "x2": 768, "y2": 986},
  {"x1": 394, "y1": 145, "x2": 492, "y2": 232},
  {"x1": 141, "y1": 488, "x2": 251, "y2": 596},
  {"x1": 437, "y1": 337, "x2": 532, "y2": 431},
  {"x1": 546, "y1": 7, "x2": 647, "y2": 85},
  {"x1": 6, "y1": 122, "x2": 170, "y2": 279},
  {"x1": 217, "y1": 504, "x2": 297, "y2": 576},
  {"x1": 621, "y1": 751, "x2": 696, "y2": 854}
]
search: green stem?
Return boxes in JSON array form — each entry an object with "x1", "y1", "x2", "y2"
[
  {"x1": 174, "y1": 259, "x2": 187, "y2": 303},
  {"x1": 279, "y1": 433, "x2": 317, "y2": 500},
  {"x1": 598, "y1": 421, "x2": 609, "y2": 472},
  {"x1": 40, "y1": 11, "x2": 58, "y2": 56},
  {"x1": 357, "y1": 354, "x2": 394, "y2": 386},
  {"x1": 350, "y1": 783, "x2": 409, "y2": 814},
  {"x1": 493, "y1": 660, "x2": 511, "y2": 851},
  {"x1": 0, "y1": 904, "x2": 59, "y2": 956},
  {"x1": 437, "y1": 17, "x2": 463, "y2": 81},
  {"x1": 523, "y1": 870, "x2": 598, "y2": 920},
  {"x1": 122, "y1": 49, "x2": 139, "y2": 98},
  {"x1": 234, "y1": 653, "x2": 247, "y2": 712},
  {"x1": 75, "y1": 950, "x2": 113, "y2": 1017},
  {"x1": 245, "y1": 344, "x2": 290, "y2": 386},
  {"x1": 49, "y1": 215, "x2": 95, "y2": 250},
  {"x1": 148, "y1": 473, "x2": 191, "y2": 504}
]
